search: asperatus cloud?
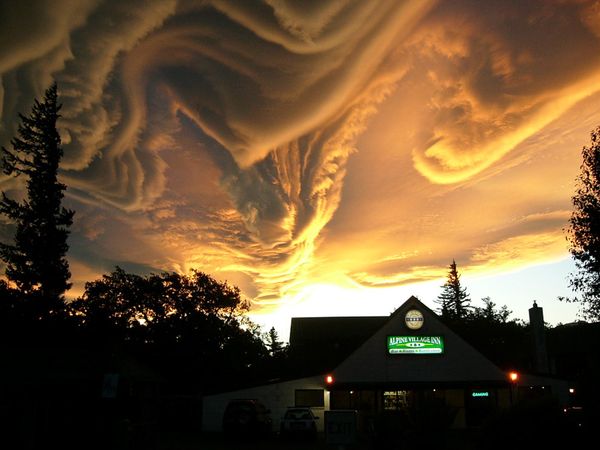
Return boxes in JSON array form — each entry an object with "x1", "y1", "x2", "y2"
[{"x1": 1, "y1": 0, "x2": 599, "y2": 316}]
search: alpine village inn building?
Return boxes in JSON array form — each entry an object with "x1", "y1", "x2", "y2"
[{"x1": 202, "y1": 296, "x2": 571, "y2": 437}]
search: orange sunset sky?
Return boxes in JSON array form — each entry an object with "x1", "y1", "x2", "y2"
[{"x1": 1, "y1": 0, "x2": 599, "y2": 338}]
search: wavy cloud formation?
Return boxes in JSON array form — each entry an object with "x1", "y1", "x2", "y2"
[
  {"x1": 1, "y1": 0, "x2": 600, "y2": 316},
  {"x1": 407, "y1": 0, "x2": 600, "y2": 184}
]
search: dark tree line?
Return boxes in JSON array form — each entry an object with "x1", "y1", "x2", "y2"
[
  {"x1": 436, "y1": 260, "x2": 513, "y2": 324},
  {"x1": 0, "y1": 84, "x2": 282, "y2": 393},
  {"x1": 564, "y1": 126, "x2": 600, "y2": 321},
  {"x1": 436, "y1": 261, "x2": 514, "y2": 324},
  {"x1": 434, "y1": 260, "x2": 532, "y2": 370},
  {"x1": 65, "y1": 267, "x2": 274, "y2": 390}
]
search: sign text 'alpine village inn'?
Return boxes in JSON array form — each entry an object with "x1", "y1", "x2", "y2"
[{"x1": 387, "y1": 336, "x2": 445, "y2": 354}]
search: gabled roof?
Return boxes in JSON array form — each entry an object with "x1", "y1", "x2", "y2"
[
  {"x1": 290, "y1": 316, "x2": 387, "y2": 348},
  {"x1": 331, "y1": 296, "x2": 509, "y2": 387},
  {"x1": 288, "y1": 315, "x2": 388, "y2": 376}
]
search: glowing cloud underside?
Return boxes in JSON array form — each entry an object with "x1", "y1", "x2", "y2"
[{"x1": 1, "y1": 0, "x2": 599, "y2": 316}]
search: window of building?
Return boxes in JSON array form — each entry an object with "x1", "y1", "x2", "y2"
[
  {"x1": 295, "y1": 389, "x2": 324, "y2": 407},
  {"x1": 383, "y1": 390, "x2": 409, "y2": 410}
]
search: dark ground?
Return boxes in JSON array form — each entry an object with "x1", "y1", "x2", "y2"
[
  {"x1": 3, "y1": 422, "x2": 589, "y2": 450},
  {"x1": 149, "y1": 424, "x2": 590, "y2": 450},
  {"x1": 153, "y1": 431, "x2": 476, "y2": 450}
]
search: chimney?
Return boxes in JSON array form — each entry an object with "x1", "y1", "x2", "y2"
[{"x1": 529, "y1": 301, "x2": 549, "y2": 374}]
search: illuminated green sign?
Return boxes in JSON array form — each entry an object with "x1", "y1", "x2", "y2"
[
  {"x1": 387, "y1": 336, "x2": 444, "y2": 354},
  {"x1": 471, "y1": 391, "x2": 489, "y2": 398}
]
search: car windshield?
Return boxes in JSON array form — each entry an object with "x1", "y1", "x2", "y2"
[{"x1": 285, "y1": 409, "x2": 313, "y2": 420}]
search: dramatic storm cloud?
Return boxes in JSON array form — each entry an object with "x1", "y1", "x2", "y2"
[{"x1": 1, "y1": 0, "x2": 599, "y2": 323}]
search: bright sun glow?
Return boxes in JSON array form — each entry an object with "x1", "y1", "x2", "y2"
[{"x1": 249, "y1": 258, "x2": 581, "y2": 342}]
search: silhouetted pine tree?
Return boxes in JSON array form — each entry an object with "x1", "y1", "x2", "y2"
[
  {"x1": 0, "y1": 83, "x2": 74, "y2": 317},
  {"x1": 266, "y1": 326, "x2": 286, "y2": 357},
  {"x1": 564, "y1": 125, "x2": 600, "y2": 320},
  {"x1": 436, "y1": 260, "x2": 471, "y2": 320}
]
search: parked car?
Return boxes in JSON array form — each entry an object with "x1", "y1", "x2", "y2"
[
  {"x1": 222, "y1": 399, "x2": 272, "y2": 438},
  {"x1": 279, "y1": 407, "x2": 318, "y2": 440}
]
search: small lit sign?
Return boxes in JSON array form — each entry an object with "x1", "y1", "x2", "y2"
[
  {"x1": 471, "y1": 391, "x2": 489, "y2": 398},
  {"x1": 404, "y1": 309, "x2": 424, "y2": 330},
  {"x1": 387, "y1": 336, "x2": 444, "y2": 354}
]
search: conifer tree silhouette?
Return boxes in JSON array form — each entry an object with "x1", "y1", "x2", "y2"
[
  {"x1": 0, "y1": 83, "x2": 74, "y2": 317},
  {"x1": 436, "y1": 260, "x2": 471, "y2": 320}
]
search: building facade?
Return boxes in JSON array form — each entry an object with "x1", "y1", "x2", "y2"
[{"x1": 202, "y1": 296, "x2": 569, "y2": 435}]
